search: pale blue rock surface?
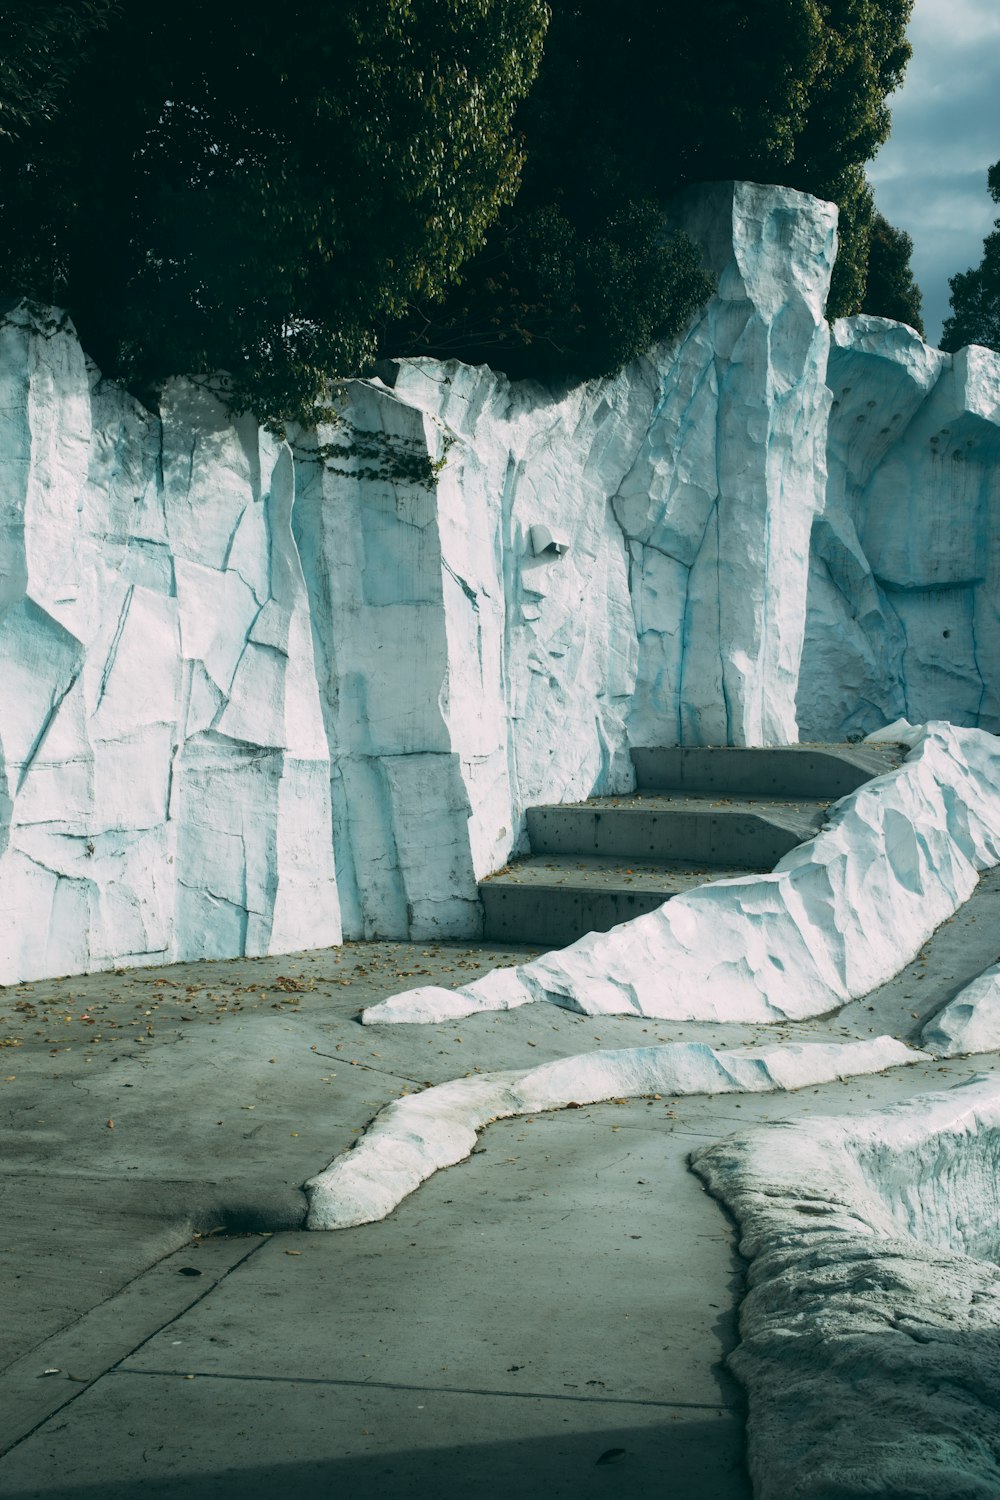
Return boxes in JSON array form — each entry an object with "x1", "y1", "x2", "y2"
[{"x1": 799, "y1": 316, "x2": 1000, "y2": 740}]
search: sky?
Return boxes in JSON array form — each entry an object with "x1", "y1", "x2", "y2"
[{"x1": 868, "y1": 0, "x2": 1000, "y2": 345}]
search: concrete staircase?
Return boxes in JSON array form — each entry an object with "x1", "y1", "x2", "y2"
[{"x1": 480, "y1": 744, "x2": 904, "y2": 948}]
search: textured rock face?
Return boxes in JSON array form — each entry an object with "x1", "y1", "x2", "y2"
[
  {"x1": 0, "y1": 305, "x2": 340, "y2": 984},
  {"x1": 620, "y1": 181, "x2": 836, "y2": 746},
  {"x1": 7, "y1": 179, "x2": 991, "y2": 980},
  {"x1": 296, "y1": 180, "x2": 837, "y2": 939},
  {"x1": 799, "y1": 317, "x2": 1000, "y2": 740},
  {"x1": 305, "y1": 1034, "x2": 920, "y2": 1230},
  {"x1": 922, "y1": 961, "x2": 1000, "y2": 1056},
  {"x1": 692, "y1": 1076, "x2": 1000, "y2": 1500}
]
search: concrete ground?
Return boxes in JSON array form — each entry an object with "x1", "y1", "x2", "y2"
[{"x1": 2, "y1": 872, "x2": 1000, "y2": 1498}]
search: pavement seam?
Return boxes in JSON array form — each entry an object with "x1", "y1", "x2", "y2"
[
  {"x1": 309, "y1": 1048, "x2": 426, "y2": 1086},
  {"x1": 0, "y1": 1236, "x2": 268, "y2": 1460},
  {"x1": 112, "y1": 1367, "x2": 740, "y2": 1411}
]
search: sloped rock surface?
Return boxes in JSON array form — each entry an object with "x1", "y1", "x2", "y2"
[
  {"x1": 364, "y1": 723, "x2": 1000, "y2": 1023},
  {"x1": 692, "y1": 1075, "x2": 1000, "y2": 1500}
]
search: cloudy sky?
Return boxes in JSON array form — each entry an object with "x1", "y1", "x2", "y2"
[{"x1": 868, "y1": 0, "x2": 1000, "y2": 344}]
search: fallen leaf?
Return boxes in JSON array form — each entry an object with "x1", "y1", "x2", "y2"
[{"x1": 596, "y1": 1448, "x2": 626, "y2": 1467}]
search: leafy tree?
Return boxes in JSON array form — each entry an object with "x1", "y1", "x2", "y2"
[
  {"x1": 941, "y1": 163, "x2": 1000, "y2": 354},
  {"x1": 861, "y1": 210, "x2": 923, "y2": 331},
  {"x1": 394, "y1": 0, "x2": 914, "y2": 377},
  {"x1": 0, "y1": 2, "x2": 117, "y2": 141},
  {"x1": 0, "y1": 0, "x2": 547, "y2": 428}
]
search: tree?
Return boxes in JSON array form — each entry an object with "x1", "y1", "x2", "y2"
[
  {"x1": 0, "y1": 2, "x2": 117, "y2": 141},
  {"x1": 860, "y1": 211, "x2": 923, "y2": 331},
  {"x1": 394, "y1": 0, "x2": 914, "y2": 378},
  {"x1": 0, "y1": 0, "x2": 547, "y2": 428},
  {"x1": 941, "y1": 163, "x2": 1000, "y2": 354}
]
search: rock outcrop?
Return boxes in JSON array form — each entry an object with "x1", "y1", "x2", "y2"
[
  {"x1": 3, "y1": 179, "x2": 1000, "y2": 983},
  {"x1": 692, "y1": 1075, "x2": 1000, "y2": 1499},
  {"x1": 0, "y1": 306, "x2": 339, "y2": 983},
  {"x1": 799, "y1": 316, "x2": 1000, "y2": 739}
]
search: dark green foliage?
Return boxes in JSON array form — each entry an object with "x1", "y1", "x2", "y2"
[
  {"x1": 941, "y1": 163, "x2": 1000, "y2": 355},
  {"x1": 392, "y1": 201, "x2": 713, "y2": 382},
  {"x1": 861, "y1": 211, "x2": 923, "y2": 331},
  {"x1": 1, "y1": 0, "x2": 914, "y2": 413},
  {"x1": 395, "y1": 0, "x2": 914, "y2": 377},
  {"x1": 0, "y1": 2, "x2": 117, "y2": 141},
  {"x1": 0, "y1": 0, "x2": 547, "y2": 428}
]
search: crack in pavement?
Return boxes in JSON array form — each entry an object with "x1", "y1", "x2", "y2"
[
  {"x1": 111, "y1": 1367, "x2": 740, "y2": 1411},
  {"x1": 308, "y1": 1049, "x2": 424, "y2": 1086},
  {"x1": 0, "y1": 1238, "x2": 269, "y2": 1460}
]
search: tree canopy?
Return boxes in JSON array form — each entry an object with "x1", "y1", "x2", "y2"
[
  {"x1": 0, "y1": 0, "x2": 547, "y2": 427},
  {"x1": 860, "y1": 211, "x2": 923, "y2": 332},
  {"x1": 941, "y1": 163, "x2": 1000, "y2": 355},
  {"x1": 1, "y1": 0, "x2": 919, "y2": 415},
  {"x1": 0, "y1": 2, "x2": 118, "y2": 142},
  {"x1": 391, "y1": 0, "x2": 917, "y2": 379}
]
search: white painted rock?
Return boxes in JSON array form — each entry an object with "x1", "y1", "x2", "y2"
[
  {"x1": 0, "y1": 304, "x2": 340, "y2": 983},
  {"x1": 619, "y1": 181, "x2": 836, "y2": 747},
  {"x1": 691, "y1": 1074, "x2": 1000, "y2": 1499},
  {"x1": 305, "y1": 1034, "x2": 921, "y2": 1230},
  {"x1": 922, "y1": 963, "x2": 1000, "y2": 1056},
  {"x1": 800, "y1": 316, "x2": 1000, "y2": 741},
  {"x1": 364, "y1": 722, "x2": 1000, "y2": 1024}
]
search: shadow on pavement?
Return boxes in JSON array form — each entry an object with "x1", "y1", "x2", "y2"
[{"x1": 3, "y1": 1414, "x2": 749, "y2": 1499}]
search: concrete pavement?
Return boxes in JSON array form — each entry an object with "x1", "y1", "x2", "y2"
[{"x1": 2, "y1": 873, "x2": 1000, "y2": 1497}]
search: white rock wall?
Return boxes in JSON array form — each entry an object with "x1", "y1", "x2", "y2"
[
  {"x1": 299, "y1": 181, "x2": 840, "y2": 940},
  {"x1": 8, "y1": 179, "x2": 992, "y2": 979},
  {"x1": 618, "y1": 181, "x2": 837, "y2": 745},
  {"x1": 799, "y1": 316, "x2": 1000, "y2": 740},
  {"x1": 0, "y1": 305, "x2": 340, "y2": 984},
  {"x1": 290, "y1": 382, "x2": 503, "y2": 942}
]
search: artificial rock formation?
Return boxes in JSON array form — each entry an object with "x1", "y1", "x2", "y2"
[
  {"x1": 1, "y1": 181, "x2": 844, "y2": 979},
  {"x1": 362, "y1": 722, "x2": 1000, "y2": 1024},
  {"x1": 799, "y1": 316, "x2": 1000, "y2": 740},
  {"x1": 692, "y1": 1075, "x2": 1000, "y2": 1499},
  {"x1": 3, "y1": 178, "x2": 1000, "y2": 984},
  {"x1": 0, "y1": 306, "x2": 339, "y2": 984},
  {"x1": 305, "y1": 1034, "x2": 920, "y2": 1230}
]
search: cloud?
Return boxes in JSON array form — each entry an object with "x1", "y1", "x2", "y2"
[{"x1": 867, "y1": 0, "x2": 1000, "y2": 343}]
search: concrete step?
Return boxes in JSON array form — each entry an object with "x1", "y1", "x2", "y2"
[
  {"x1": 481, "y1": 742, "x2": 903, "y2": 947},
  {"x1": 480, "y1": 855, "x2": 756, "y2": 948},
  {"x1": 524, "y1": 792, "x2": 828, "y2": 867},
  {"x1": 631, "y1": 743, "x2": 905, "y2": 798}
]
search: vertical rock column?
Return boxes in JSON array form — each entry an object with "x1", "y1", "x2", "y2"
[
  {"x1": 292, "y1": 383, "x2": 497, "y2": 941},
  {"x1": 388, "y1": 357, "x2": 640, "y2": 836},
  {"x1": 614, "y1": 181, "x2": 837, "y2": 746},
  {"x1": 160, "y1": 381, "x2": 340, "y2": 962}
]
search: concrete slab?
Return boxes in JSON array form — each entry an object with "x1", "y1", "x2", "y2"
[
  {"x1": 525, "y1": 796, "x2": 828, "y2": 866},
  {"x1": 0, "y1": 1234, "x2": 266, "y2": 1452},
  {"x1": 480, "y1": 855, "x2": 753, "y2": 945},
  {"x1": 0, "y1": 1373, "x2": 749, "y2": 1499},
  {"x1": 2, "y1": 870, "x2": 1000, "y2": 1497},
  {"x1": 631, "y1": 743, "x2": 905, "y2": 796},
  {"x1": 120, "y1": 1120, "x2": 743, "y2": 1406}
]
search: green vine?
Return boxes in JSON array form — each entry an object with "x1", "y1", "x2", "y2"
[{"x1": 311, "y1": 427, "x2": 456, "y2": 488}]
